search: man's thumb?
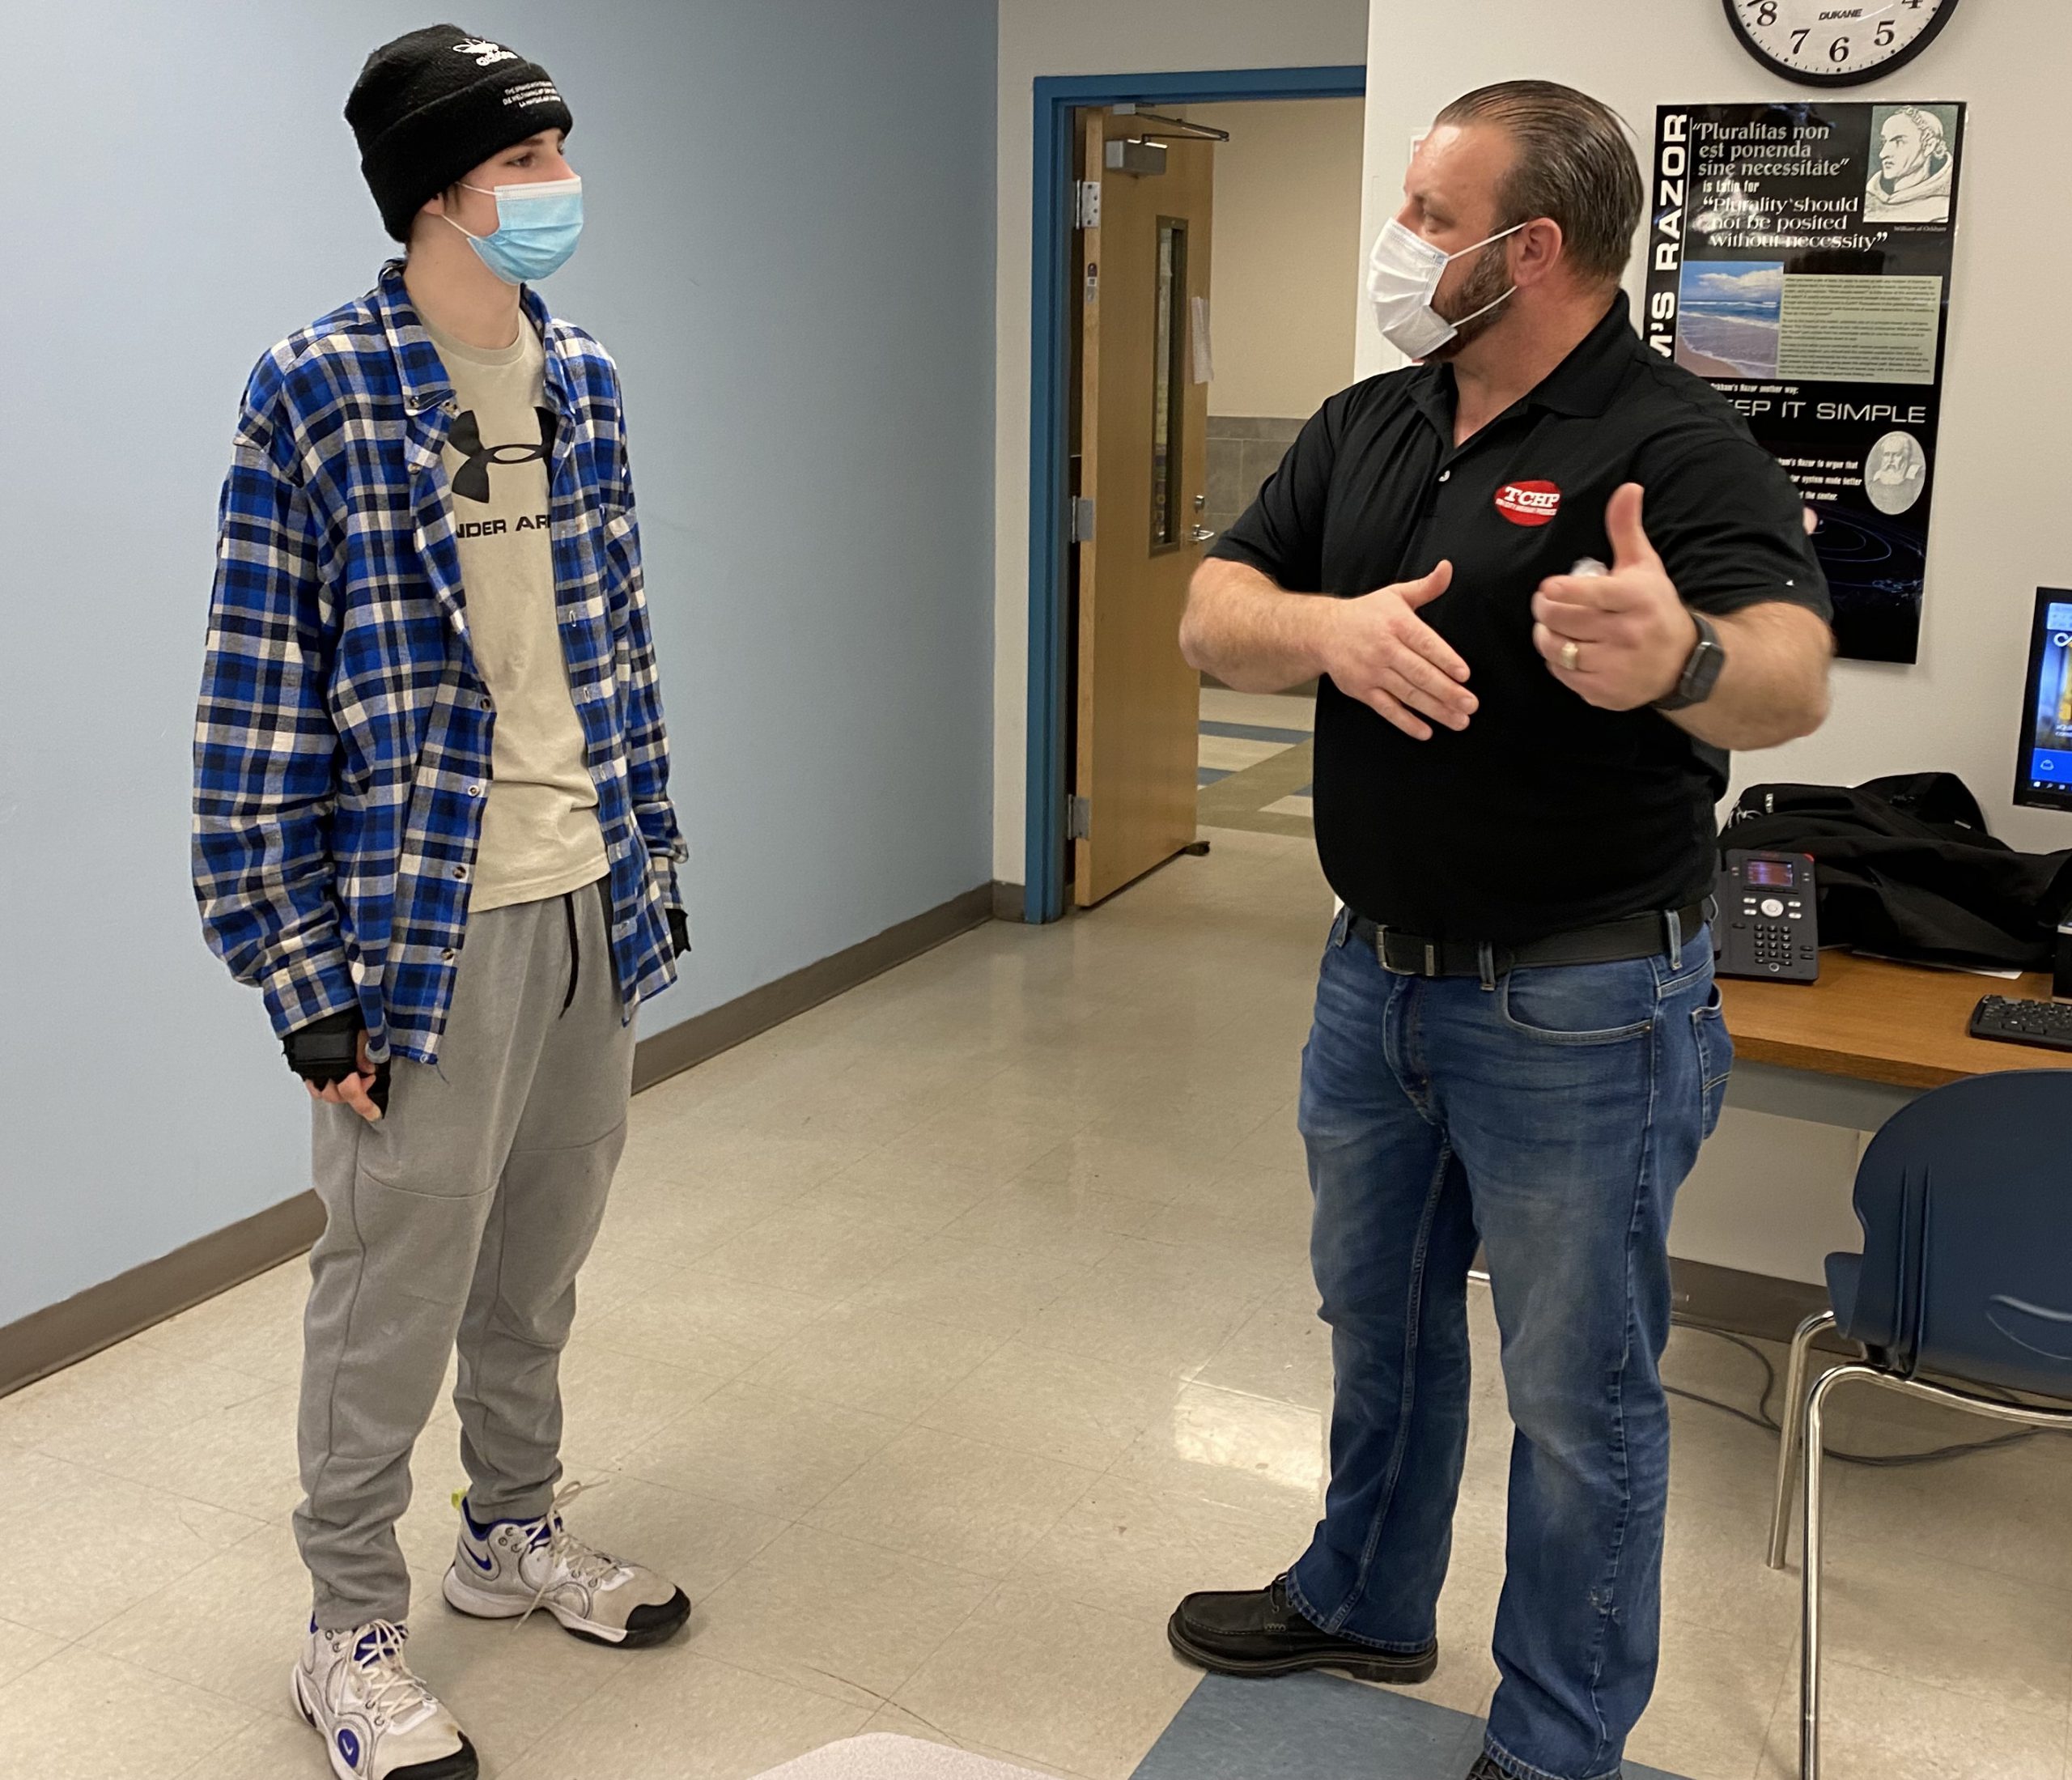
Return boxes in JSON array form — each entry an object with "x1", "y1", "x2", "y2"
[
  {"x1": 1607, "y1": 483, "x2": 1656, "y2": 569},
  {"x1": 1401, "y1": 559, "x2": 1454, "y2": 608}
]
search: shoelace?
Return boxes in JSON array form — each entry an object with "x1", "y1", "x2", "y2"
[
  {"x1": 344, "y1": 1621, "x2": 439, "y2": 1731},
  {"x1": 513, "y1": 1479, "x2": 633, "y2": 1629}
]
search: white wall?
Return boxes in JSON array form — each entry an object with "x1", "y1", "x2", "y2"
[
  {"x1": 1191, "y1": 99, "x2": 1365, "y2": 419},
  {"x1": 991, "y1": 0, "x2": 1370, "y2": 882},
  {"x1": 1358, "y1": 0, "x2": 2070, "y2": 1281}
]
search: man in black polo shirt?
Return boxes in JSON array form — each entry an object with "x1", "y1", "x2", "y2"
[{"x1": 1164, "y1": 82, "x2": 1832, "y2": 1780}]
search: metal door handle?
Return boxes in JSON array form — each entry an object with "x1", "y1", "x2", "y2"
[{"x1": 1187, "y1": 525, "x2": 1217, "y2": 544}]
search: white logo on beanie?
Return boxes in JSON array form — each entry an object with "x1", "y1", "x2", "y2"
[
  {"x1": 502, "y1": 80, "x2": 563, "y2": 112},
  {"x1": 453, "y1": 37, "x2": 519, "y2": 67}
]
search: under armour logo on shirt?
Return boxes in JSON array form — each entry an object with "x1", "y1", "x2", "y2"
[{"x1": 447, "y1": 407, "x2": 557, "y2": 503}]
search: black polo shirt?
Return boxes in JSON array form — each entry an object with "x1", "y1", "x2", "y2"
[{"x1": 1210, "y1": 292, "x2": 1830, "y2": 945}]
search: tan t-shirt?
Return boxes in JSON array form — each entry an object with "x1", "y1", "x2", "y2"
[{"x1": 426, "y1": 318, "x2": 609, "y2": 913}]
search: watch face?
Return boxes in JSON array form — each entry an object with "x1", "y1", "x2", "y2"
[
  {"x1": 1687, "y1": 639, "x2": 1727, "y2": 701},
  {"x1": 1723, "y1": 0, "x2": 1959, "y2": 87}
]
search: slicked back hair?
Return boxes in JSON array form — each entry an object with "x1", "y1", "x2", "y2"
[{"x1": 1434, "y1": 80, "x2": 1645, "y2": 287}]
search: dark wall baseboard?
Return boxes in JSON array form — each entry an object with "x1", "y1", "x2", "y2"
[
  {"x1": 0, "y1": 1191, "x2": 326, "y2": 1401},
  {"x1": 2, "y1": 882, "x2": 1007, "y2": 1398},
  {"x1": 633, "y1": 882, "x2": 998, "y2": 1094},
  {"x1": 992, "y1": 882, "x2": 1025, "y2": 922},
  {"x1": 1671, "y1": 1256, "x2": 1830, "y2": 1345}
]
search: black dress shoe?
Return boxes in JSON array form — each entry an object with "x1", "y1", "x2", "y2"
[{"x1": 1166, "y1": 1575, "x2": 1438, "y2": 1684}]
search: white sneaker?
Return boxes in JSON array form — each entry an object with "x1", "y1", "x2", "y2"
[
  {"x1": 291, "y1": 1618, "x2": 477, "y2": 1780},
  {"x1": 442, "y1": 1481, "x2": 691, "y2": 1648}
]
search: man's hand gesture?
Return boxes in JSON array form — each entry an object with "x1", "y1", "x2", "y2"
[
  {"x1": 1531, "y1": 484, "x2": 1697, "y2": 712},
  {"x1": 1323, "y1": 561, "x2": 1479, "y2": 741}
]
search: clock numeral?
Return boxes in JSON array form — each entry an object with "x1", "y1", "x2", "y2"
[{"x1": 1736, "y1": 0, "x2": 1942, "y2": 83}]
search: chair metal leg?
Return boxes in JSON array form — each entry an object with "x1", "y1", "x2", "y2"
[
  {"x1": 1801, "y1": 1361, "x2": 1876, "y2": 1780},
  {"x1": 1795, "y1": 1362, "x2": 2072, "y2": 1778},
  {"x1": 1768, "y1": 1310, "x2": 1838, "y2": 1570}
]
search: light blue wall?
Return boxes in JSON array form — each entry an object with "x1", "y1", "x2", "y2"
[{"x1": 0, "y1": 2, "x2": 998, "y2": 1328}]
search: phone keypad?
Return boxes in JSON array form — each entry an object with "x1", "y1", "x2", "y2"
[{"x1": 1735, "y1": 894, "x2": 1814, "y2": 975}]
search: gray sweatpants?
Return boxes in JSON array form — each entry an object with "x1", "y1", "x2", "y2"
[{"x1": 295, "y1": 881, "x2": 635, "y2": 1629}]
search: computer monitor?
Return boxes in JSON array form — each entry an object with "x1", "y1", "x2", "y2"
[{"x1": 2015, "y1": 588, "x2": 2072, "y2": 814}]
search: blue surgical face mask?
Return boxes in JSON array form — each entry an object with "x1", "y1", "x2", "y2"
[{"x1": 446, "y1": 176, "x2": 583, "y2": 284}]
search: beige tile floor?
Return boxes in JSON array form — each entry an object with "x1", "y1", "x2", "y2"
[{"x1": 2, "y1": 826, "x2": 2068, "y2": 1780}]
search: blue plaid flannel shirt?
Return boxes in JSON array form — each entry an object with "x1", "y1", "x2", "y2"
[{"x1": 193, "y1": 262, "x2": 686, "y2": 1064}]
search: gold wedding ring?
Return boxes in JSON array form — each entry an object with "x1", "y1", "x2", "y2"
[{"x1": 1559, "y1": 639, "x2": 1583, "y2": 673}]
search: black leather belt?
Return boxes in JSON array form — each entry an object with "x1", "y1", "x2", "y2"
[{"x1": 1347, "y1": 903, "x2": 1708, "y2": 980}]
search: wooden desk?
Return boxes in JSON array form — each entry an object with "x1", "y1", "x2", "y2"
[{"x1": 1719, "y1": 951, "x2": 2070, "y2": 1131}]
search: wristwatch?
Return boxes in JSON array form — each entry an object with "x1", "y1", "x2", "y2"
[{"x1": 1654, "y1": 610, "x2": 1726, "y2": 712}]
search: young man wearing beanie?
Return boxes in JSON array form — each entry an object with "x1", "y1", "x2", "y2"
[{"x1": 193, "y1": 26, "x2": 693, "y2": 1780}]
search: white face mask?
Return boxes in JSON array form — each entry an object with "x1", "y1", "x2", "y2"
[{"x1": 1365, "y1": 216, "x2": 1525, "y2": 359}]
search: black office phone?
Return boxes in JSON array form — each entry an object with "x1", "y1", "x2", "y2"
[{"x1": 1715, "y1": 850, "x2": 1820, "y2": 983}]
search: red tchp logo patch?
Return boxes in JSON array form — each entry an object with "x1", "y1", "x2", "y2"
[{"x1": 1493, "y1": 480, "x2": 1562, "y2": 526}]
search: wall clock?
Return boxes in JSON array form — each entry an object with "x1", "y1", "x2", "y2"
[{"x1": 1722, "y1": 0, "x2": 1961, "y2": 87}]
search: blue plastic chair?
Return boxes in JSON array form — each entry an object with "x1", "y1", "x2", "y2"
[{"x1": 1763, "y1": 1068, "x2": 2072, "y2": 1779}]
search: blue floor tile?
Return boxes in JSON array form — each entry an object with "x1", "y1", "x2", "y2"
[
  {"x1": 1132, "y1": 1672, "x2": 1689, "y2": 1780},
  {"x1": 1199, "y1": 719, "x2": 1312, "y2": 744}
]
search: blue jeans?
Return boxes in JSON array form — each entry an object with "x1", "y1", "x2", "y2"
[{"x1": 1285, "y1": 911, "x2": 1730, "y2": 1780}]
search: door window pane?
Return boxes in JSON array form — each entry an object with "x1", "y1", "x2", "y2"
[{"x1": 1151, "y1": 219, "x2": 1187, "y2": 550}]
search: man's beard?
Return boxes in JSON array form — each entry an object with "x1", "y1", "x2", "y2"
[{"x1": 1423, "y1": 236, "x2": 1515, "y2": 363}]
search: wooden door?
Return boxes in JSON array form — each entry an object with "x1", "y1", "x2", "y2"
[{"x1": 1073, "y1": 111, "x2": 1216, "y2": 907}]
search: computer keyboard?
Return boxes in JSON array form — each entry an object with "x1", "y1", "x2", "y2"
[{"x1": 1968, "y1": 995, "x2": 2072, "y2": 1053}]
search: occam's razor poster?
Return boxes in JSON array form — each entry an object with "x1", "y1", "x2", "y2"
[{"x1": 1644, "y1": 101, "x2": 1965, "y2": 664}]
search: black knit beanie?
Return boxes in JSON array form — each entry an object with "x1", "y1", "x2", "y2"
[{"x1": 346, "y1": 25, "x2": 575, "y2": 242}]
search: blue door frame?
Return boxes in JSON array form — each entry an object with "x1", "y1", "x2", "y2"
[{"x1": 1022, "y1": 66, "x2": 1366, "y2": 924}]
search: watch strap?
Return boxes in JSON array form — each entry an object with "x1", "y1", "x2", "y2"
[{"x1": 1654, "y1": 610, "x2": 1724, "y2": 712}]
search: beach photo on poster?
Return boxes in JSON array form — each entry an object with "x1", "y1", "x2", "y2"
[{"x1": 1675, "y1": 261, "x2": 1782, "y2": 380}]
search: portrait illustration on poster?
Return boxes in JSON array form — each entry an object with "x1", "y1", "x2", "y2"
[
  {"x1": 1864, "y1": 104, "x2": 1956, "y2": 224},
  {"x1": 1644, "y1": 100, "x2": 1966, "y2": 663}
]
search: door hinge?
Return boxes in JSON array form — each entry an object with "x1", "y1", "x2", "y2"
[
  {"x1": 1068, "y1": 496, "x2": 1096, "y2": 542},
  {"x1": 1067, "y1": 794, "x2": 1092, "y2": 840},
  {"x1": 1074, "y1": 180, "x2": 1102, "y2": 230}
]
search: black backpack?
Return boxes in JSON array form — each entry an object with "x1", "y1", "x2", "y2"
[{"x1": 1722, "y1": 773, "x2": 2072, "y2": 972}]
